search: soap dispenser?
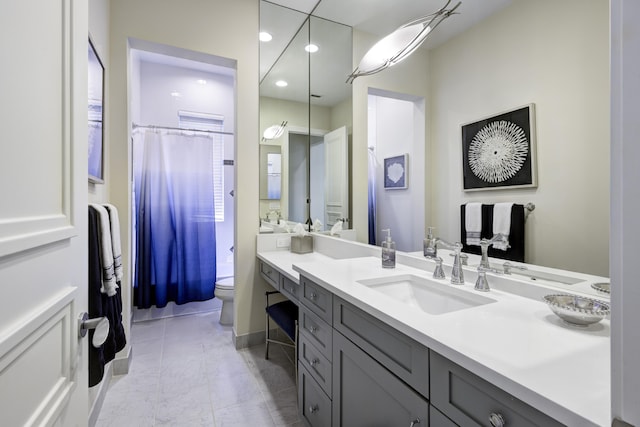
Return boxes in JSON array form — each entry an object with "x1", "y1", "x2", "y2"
[
  {"x1": 423, "y1": 226, "x2": 437, "y2": 258},
  {"x1": 381, "y1": 229, "x2": 396, "y2": 268}
]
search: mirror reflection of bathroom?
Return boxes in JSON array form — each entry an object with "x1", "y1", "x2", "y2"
[
  {"x1": 259, "y1": 4, "x2": 352, "y2": 231},
  {"x1": 368, "y1": 89, "x2": 425, "y2": 252},
  {"x1": 266, "y1": 152, "x2": 281, "y2": 199},
  {"x1": 129, "y1": 40, "x2": 236, "y2": 322}
]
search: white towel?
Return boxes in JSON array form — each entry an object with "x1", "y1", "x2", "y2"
[
  {"x1": 89, "y1": 203, "x2": 118, "y2": 296},
  {"x1": 465, "y1": 203, "x2": 482, "y2": 246},
  {"x1": 493, "y1": 203, "x2": 513, "y2": 251},
  {"x1": 103, "y1": 203, "x2": 123, "y2": 282}
]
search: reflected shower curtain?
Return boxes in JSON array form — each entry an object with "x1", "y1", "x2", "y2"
[
  {"x1": 133, "y1": 130, "x2": 217, "y2": 308},
  {"x1": 368, "y1": 148, "x2": 377, "y2": 245}
]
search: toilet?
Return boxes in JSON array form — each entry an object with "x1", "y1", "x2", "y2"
[{"x1": 214, "y1": 277, "x2": 234, "y2": 325}]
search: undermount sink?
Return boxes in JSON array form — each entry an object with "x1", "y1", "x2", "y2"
[{"x1": 357, "y1": 274, "x2": 496, "y2": 315}]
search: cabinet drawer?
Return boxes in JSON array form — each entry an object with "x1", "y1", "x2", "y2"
[
  {"x1": 332, "y1": 331, "x2": 428, "y2": 427},
  {"x1": 299, "y1": 331, "x2": 332, "y2": 397},
  {"x1": 430, "y1": 350, "x2": 564, "y2": 427},
  {"x1": 300, "y1": 306, "x2": 332, "y2": 362},
  {"x1": 300, "y1": 276, "x2": 333, "y2": 324},
  {"x1": 299, "y1": 365, "x2": 331, "y2": 427},
  {"x1": 333, "y1": 297, "x2": 429, "y2": 398},
  {"x1": 259, "y1": 260, "x2": 279, "y2": 289},
  {"x1": 430, "y1": 405, "x2": 457, "y2": 427},
  {"x1": 280, "y1": 275, "x2": 300, "y2": 302}
]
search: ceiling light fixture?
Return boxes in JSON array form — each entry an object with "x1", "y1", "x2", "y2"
[
  {"x1": 305, "y1": 44, "x2": 319, "y2": 53},
  {"x1": 262, "y1": 120, "x2": 288, "y2": 142},
  {"x1": 259, "y1": 32, "x2": 273, "y2": 42},
  {"x1": 197, "y1": 79, "x2": 207, "y2": 85},
  {"x1": 347, "y1": 0, "x2": 461, "y2": 84},
  {"x1": 275, "y1": 80, "x2": 288, "y2": 87}
]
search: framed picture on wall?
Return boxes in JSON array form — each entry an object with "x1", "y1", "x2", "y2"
[
  {"x1": 461, "y1": 104, "x2": 537, "y2": 191},
  {"x1": 383, "y1": 154, "x2": 408, "y2": 190},
  {"x1": 88, "y1": 37, "x2": 105, "y2": 183}
]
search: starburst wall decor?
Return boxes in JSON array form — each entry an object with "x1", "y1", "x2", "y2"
[{"x1": 461, "y1": 104, "x2": 537, "y2": 191}]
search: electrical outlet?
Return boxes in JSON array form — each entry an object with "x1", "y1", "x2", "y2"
[{"x1": 276, "y1": 237, "x2": 290, "y2": 248}]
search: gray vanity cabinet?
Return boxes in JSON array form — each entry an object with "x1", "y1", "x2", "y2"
[
  {"x1": 289, "y1": 274, "x2": 564, "y2": 427},
  {"x1": 332, "y1": 331, "x2": 429, "y2": 427}
]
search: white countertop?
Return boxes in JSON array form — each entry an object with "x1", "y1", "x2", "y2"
[{"x1": 257, "y1": 244, "x2": 610, "y2": 426}]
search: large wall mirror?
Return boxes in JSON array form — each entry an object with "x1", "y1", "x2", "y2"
[
  {"x1": 259, "y1": 1, "x2": 352, "y2": 230},
  {"x1": 260, "y1": 0, "x2": 609, "y2": 280}
]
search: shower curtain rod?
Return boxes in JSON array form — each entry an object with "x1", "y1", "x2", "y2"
[{"x1": 132, "y1": 123, "x2": 234, "y2": 136}]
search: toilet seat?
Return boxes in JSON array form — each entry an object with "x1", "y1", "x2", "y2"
[{"x1": 215, "y1": 277, "x2": 234, "y2": 290}]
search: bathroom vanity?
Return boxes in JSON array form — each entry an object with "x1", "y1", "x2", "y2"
[{"x1": 257, "y1": 234, "x2": 610, "y2": 426}]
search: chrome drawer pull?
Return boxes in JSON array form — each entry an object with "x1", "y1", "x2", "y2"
[
  {"x1": 309, "y1": 404, "x2": 319, "y2": 414},
  {"x1": 309, "y1": 291, "x2": 317, "y2": 300},
  {"x1": 409, "y1": 418, "x2": 421, "y2": 426},
  {"x1": 489, "y1": 412, "x2": 505, "y2": 427},
  {"x1": 307, "y1": 326, "x2": 318, "y2": 333},
  {"x1": 310, "y1": 358, "x2": 320, "y2": 366}
]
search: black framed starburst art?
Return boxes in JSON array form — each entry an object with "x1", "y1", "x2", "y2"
[{"x1": 461, "y1": 104, "x2": 537, "y2": 191}]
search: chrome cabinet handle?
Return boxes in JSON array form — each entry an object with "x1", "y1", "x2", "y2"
[
  {"x1": 310, "y1": 358, "x2": 320, "y2": 366},
  {"x1": 307, "y1": 326, "x2": 317, "y2": 333},
  {"x1": 309, "y1": 404, "x2": 319, "y2": 414},
  {"x1": 409, "y1": 418, "x2": 421, "y2": 426},
  {"x1": 489, "y1": 412, "x2": 505, "y2": 427},
  {"x1": 309, "y1": 291, "x2": 317, "y2": 300}
]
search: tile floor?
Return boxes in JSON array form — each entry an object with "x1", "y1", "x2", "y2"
[{"x1": 96, "y1": 309, "x2": 301, "y2": 427}]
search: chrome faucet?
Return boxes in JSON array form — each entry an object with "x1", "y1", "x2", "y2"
[
  {"x1": 475, "y1": 265, "x2": 503, "y2": 292},
  {"x1": 502, "y1": 261, "x2": 528, "y2": 275},
  {"x1": 479, "y1": 233, "x2": 509, "y2": 269},
  {"x1": 434, "y1": 239, "x2": 465, "y2": 285},
  {"x1": 432, "y1": 257, "x2": 446, "y2": 279}
]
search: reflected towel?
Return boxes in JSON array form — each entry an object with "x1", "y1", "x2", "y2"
[
  {"x1": 493, "y1": 203, "x2": 513, "y2": 250},
  {"x1": 465, "y1": 203, "x2": 482, "y2": 246}
]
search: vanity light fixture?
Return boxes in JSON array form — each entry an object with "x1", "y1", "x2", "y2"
[
  {"x1": 347, "y1": 0, "x2": 461, "y2": 83},
  {"x1": 259, "y1": 31, "x2": 273, "y2": 42},
  {"x1": 275, "y1": 80, "x2": 288, "y2": 87},
  {"x1": 305, "y1": 44, "x2": 319, "y2": 53},
  {"x1": 262, "y1": 120, "x2": 288, "y2": 142}
]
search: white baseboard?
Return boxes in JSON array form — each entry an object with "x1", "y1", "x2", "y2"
[{"x1": 233, "y1": 329, "x2": 265, "y2": 349}]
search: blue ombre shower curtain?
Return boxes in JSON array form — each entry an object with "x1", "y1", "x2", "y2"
[
  {"x1": 133, "y1": 130, "x2": 217, "y2": 308},
  {"x1": 368, "y1": 148, "x2": 377, "y2": 245}
]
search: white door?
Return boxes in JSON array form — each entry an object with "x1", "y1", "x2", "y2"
[
  {"x1": 324, "y1": 126, "x2": 349, "y2": 228},
  {"x1": 0, "y1": 0, "x2": 89, "y2": 425}
]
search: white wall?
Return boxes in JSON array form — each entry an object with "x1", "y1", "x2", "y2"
[
  {"x1": 428, "y1": 0, "x2": 609, "y2": 276},
  {"x1": 368, "y1": 93, "x2": 425, "y2": 252},
  {"x1": 109, "y1": 0, "x2": 260, "y2": 341}
]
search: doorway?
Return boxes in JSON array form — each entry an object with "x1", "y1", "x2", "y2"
[
  {"x1": 129, "y1": 42, "x2": 236, "y2": 321},
  {"x1": 368, "y1": 89, "x2": 425, "y2": 252}
]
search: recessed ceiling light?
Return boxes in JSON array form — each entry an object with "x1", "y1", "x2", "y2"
[
  {"x1": 305, "y1": 44, "x2": 319, "y2": 53},
  {"x1": 275, "y1": 80, "x2": 288, "y2": 87},
  {"x1": 197, "y1": 79, "x2": 207, "y2": 85},
  {"x1": 259, "y1": 32, "x2": 273, "y2": 42}
]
